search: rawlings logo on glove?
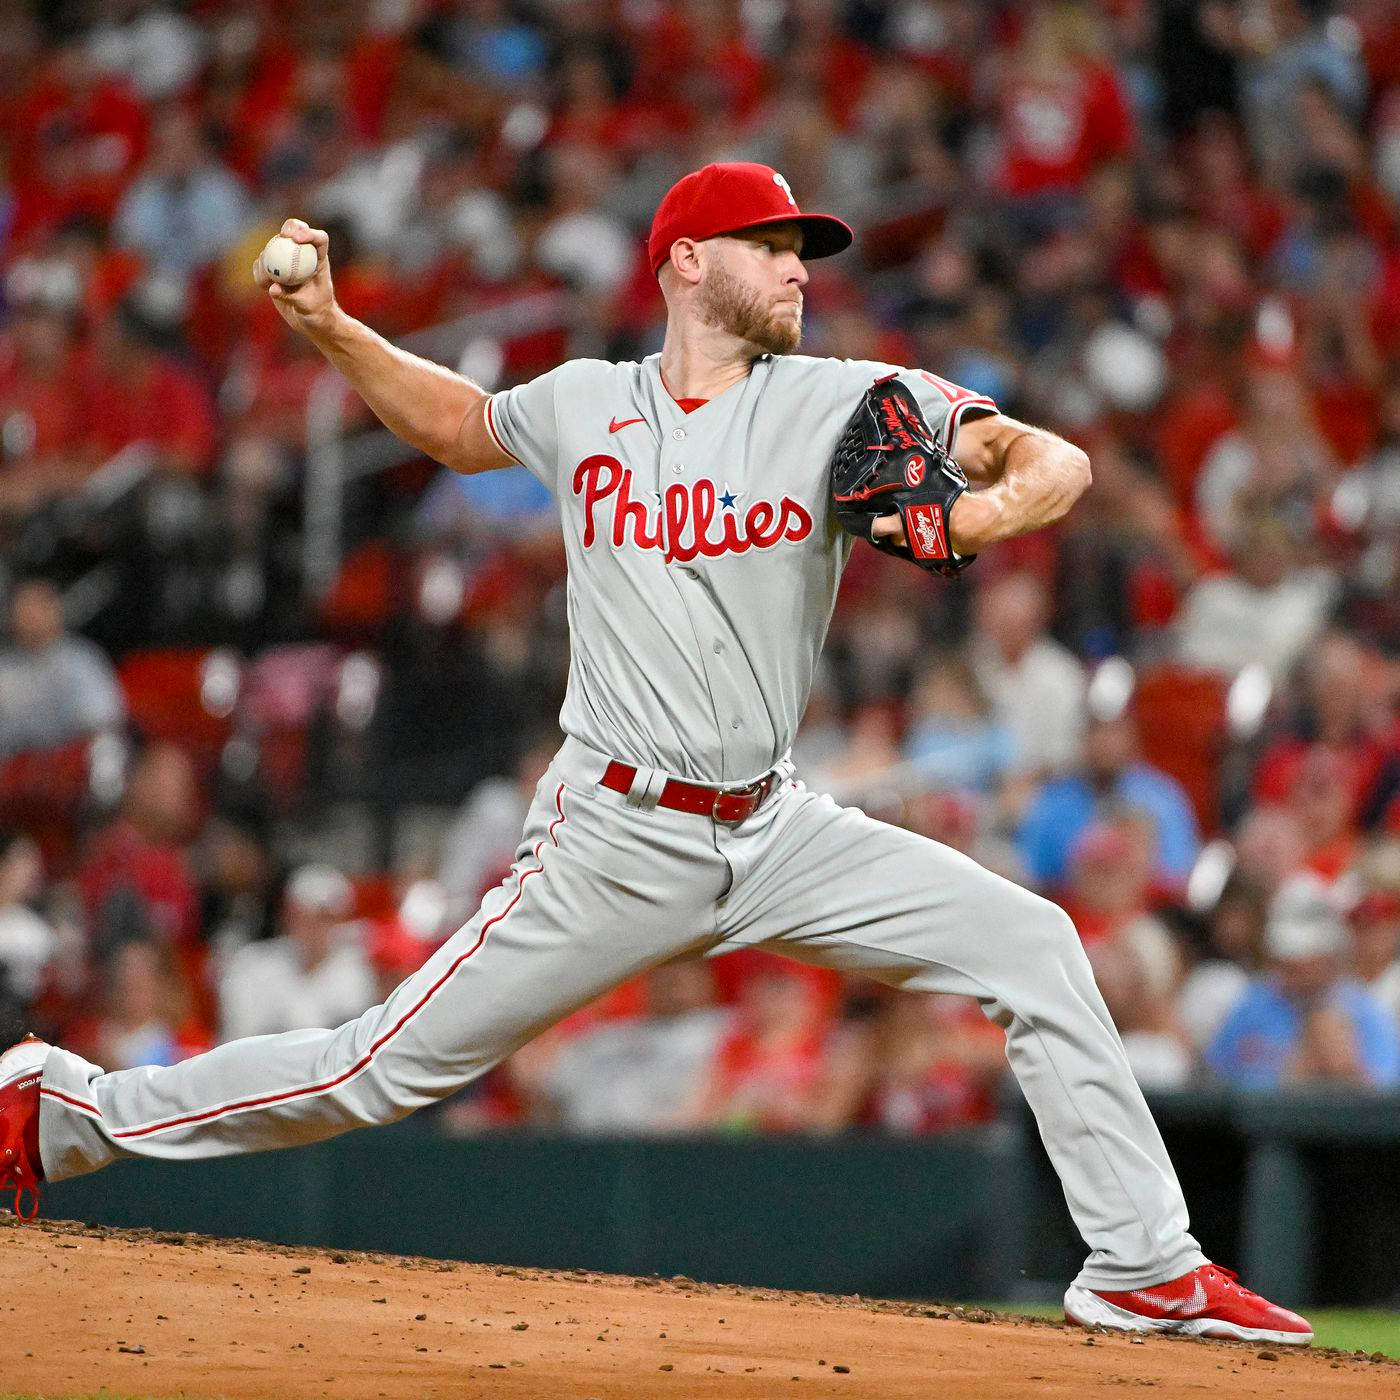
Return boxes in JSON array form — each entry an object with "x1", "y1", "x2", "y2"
[{"x1": 829, "y1": 375, "x2": 976, "y2": 578}]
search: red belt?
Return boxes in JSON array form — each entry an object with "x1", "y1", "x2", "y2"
[{"x1": 600, "y1": 761, "x2": 780, "y2": 825}]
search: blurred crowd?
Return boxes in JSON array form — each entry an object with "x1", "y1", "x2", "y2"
[{"x1": 3, "y1": 0, "x2": 1400, "y2": 1136}]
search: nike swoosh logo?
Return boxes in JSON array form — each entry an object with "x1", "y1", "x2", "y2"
[
  {"x1": 1129, "y1": 1279, "x2": 1207, "y2": 1315},
  {"x1": 609, "y1": 416, "x2": 646, "y2": 433}
]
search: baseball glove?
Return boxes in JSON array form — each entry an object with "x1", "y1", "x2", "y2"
[{"x1": 829, "y1": 374, "x2": 976, "y2": 578}]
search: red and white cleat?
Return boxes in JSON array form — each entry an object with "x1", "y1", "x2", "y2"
[
  {"x1": 1064, "y1": 1263, "x2": 1313, "y2": 1346},
  {"x1": 0, "y1": 1035, "x2": 49, "y2": 1220}
]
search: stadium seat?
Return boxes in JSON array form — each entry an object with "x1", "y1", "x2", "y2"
[
  {"x1": 350, "y1": 873, "x2": 398, "y2": 922},
  {"x1": 317, "y1": 542, "x2": 396, "y2": 641},
  {"x1": 1130, "y1": 666, "x2": 1230, "y2": 835},
  {"x1": 0, "y1": 737, "x2": 97, "y2": 874},
  {"x1": 117, "y1": 648, "x2": 242, "y2": 773}
]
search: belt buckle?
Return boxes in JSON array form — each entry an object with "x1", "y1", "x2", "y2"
[{"x1": 712, "y1": 779, "x2": 763, "y2": 827}]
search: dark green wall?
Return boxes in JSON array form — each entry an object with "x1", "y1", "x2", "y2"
[
  {"x1": 43, "y1": 1094, "x2": 1400, "y2": 1306},
  {"x1": 45, "y1": 1124, "x2": 1026, "y2": 1301}
]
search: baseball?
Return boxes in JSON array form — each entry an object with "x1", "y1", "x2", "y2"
[{"x1": 260, "y1": 235, "x2": 317, "y2": 287}]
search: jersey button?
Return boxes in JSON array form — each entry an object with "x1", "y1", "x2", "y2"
[
  {"x1": 683, "y1": 567, "x2": 699, "y2": 578},
  {"x1": 730, "y1": 718, "x2": 742, "y2": 729},
  {"x1": 671, "y1": 427, "x2": 686, "y2": 441},
  {"x1": 672, "y1": 462, "x2": 684, "y2": 474},
  {"x1": 713, "y1": 640, "x2": 723, "y2": 654}
]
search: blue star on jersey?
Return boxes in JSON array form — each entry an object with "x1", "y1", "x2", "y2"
[{"x1": 719, "y1": 484, "x2": 741, "y2": 510}]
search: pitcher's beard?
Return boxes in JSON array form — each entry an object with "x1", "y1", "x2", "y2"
[{"x1": 697, "y1": 265, "x2": 802, "y2": 355}]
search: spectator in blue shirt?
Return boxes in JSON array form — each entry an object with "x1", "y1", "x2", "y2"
[
  {"x1": 114, "y1": 107, "x2": 250, "y2": 285},
  {"x1": 1017, "y1": 711, "x2": 1199, "y2": 890},
  {"x1": 904, "y1": 651, "x2": 1020, "y2": 796},
  {"x1": 418, "y1": 460, "x2": 557, "y2": 542},
  {"x1": 1206, "y1": 873, "x2": 1400, "y2": 1091}
]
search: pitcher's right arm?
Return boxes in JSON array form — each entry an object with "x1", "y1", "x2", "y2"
[{"x1": 254, "y1": 219, "x2": 512, "y2": 475}]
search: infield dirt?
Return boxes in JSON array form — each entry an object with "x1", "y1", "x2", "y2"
[{"x1": 2, "y1": 1217, "x2": 1394, "y2": 1398}]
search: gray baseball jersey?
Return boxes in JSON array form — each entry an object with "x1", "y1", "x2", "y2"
[
  {"x1": 37, "y1": 350, "x2": 1206, "y2": 1296},
  {"x1": 485, "y1": 353, "x2": 994, "y2": 783}
]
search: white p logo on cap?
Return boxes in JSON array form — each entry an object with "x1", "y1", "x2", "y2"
[{"x1": 772, "y1": 171, "x2": 797, "y2": 208}]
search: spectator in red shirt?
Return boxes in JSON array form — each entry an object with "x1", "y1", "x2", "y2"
[
  {"x1": 1254, "y1": 631, "x2": 1392, "y2": 832},
  {"x1": 0, "y1": 265, "x2": 90, "y2": 518},
  {"x1": 1233, "y1": 804, "x2": 1310, "y2": 898},
  {"x1": 547, "y1": 50, "x2": 627, "y2": 150},
  {"x1": 679, "y1": 955, "x2": 834, "y2": 1133},
  {"x1": 1287, "y1": 748, "x2": 1362, "y2": 882},
  {"x1": 80, "y1": 302, "x2": 218, "y2": 478},
  {"x1": 851, "y1": 991, "x2": 1006, "y2": 1135},
  {"x1": 664, "y1": 0, "x2": 766, "y2": 131},
  {"x1": 990, "y1": 2, "x2": 1135, "y2": 204},
  {"x1": 780, "y1": 0, "x2": 874, "y2": 131},
  {"x1": 9, "y1": 37, "x2": 149, "y2": 245},
  {"x1": 1061, "y1": 819, "x2": 1182, "y2": 983},
  {"x1": 78, "y1": 742, "x2": 206, "y2": 1015},
  {"x1": 44, "y1": 214, "x2": 146, "y2": 328},
  {"x1": 1184, "y1": 114, "x2": 1288, "y2": 264}
]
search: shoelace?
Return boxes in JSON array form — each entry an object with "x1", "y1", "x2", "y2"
[
  {"x1": 1205, "y1": 1264, "x2": 1276, "y2": 1309},
  {"x1": 0, "y1": 1147, "x2": 40, "y2": 1221},
  {"x1": 6, "y1": 1182, "x2": 39, "y2": 1221}
]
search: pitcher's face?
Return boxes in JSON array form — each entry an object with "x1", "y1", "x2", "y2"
[{"x1": 694, "y1": 224, "x2": 808, "y2": 356}]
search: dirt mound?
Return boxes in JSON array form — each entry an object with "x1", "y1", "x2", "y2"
[{"x1": 3, "y1": 1217, "x2": 1393, "y2": 1398}]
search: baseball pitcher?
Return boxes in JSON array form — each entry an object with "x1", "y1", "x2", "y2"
[{"x1": 0, "y1": 162, "x2": 1310, "y2": 1344}]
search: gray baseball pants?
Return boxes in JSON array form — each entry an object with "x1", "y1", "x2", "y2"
[{"x1": 39, "y1": 736, "x2": 1205, "y2": 1289}]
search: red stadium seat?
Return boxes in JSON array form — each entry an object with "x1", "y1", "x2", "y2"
[
  {"x1": 350, "y1": 873, "x2": 398, "y2": 922},
  {"x1": 1130, "y1": 666, "x2": 1230, "y2": 835},
  {"x1": 0, "y1": 737, "x2": 95, "y2": 874},
  {"x1": 318, "y1": 542, "x2": 396, "y2": 641},
  {"x1": 117, "y1": 648, "x2": 241, "y2": 772}
]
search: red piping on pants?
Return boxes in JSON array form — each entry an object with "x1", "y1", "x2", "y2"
[{"x1": 64, "y1": 785, "x2": 569, "y2": 1140}]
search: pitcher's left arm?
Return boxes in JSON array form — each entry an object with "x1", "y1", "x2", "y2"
[{"x1": 874, "y1": 413, "x2": 1091, "y2": 555}]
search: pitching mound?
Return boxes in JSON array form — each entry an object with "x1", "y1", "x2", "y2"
[{"x1": 3, "y1": 1218, "x2": 1394, "y2": 1398}]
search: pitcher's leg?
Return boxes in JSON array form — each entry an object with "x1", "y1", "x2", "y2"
[
  {"x1": 39, "y1": 904, "x2": 562, "y2": 1179},
  {"x1": 40, "y1": 778, "x2": 726, "y2": 1181},
  {"x1": 720, "y1": 787, "x2": 1205, "y2": 1290}
]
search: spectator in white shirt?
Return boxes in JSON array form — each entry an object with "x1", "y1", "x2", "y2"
[
  {"x1": 511, "y1": 958, "x2": 730, "y2": 1134},
  {"x1": 1174, "y1": 513, "x2": 1337, "y2": 680},
  {"x1": 217, "y1": 865, "x2": 375, "y2": 1042},
  {"x1": 970, "y1": 570, "x2": 1086, "y2": 777},
  {"x1": 437, "y1": 731, "x2": 559, "y2": 926}
]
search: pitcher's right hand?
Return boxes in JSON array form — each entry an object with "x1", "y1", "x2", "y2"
[{"x1": 254, "y1": 219, "x2": 336, "y2": 335}]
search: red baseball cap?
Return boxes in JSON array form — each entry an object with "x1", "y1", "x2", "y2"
[{"x1": 648, "y1": 162, "x2": 853, "y2": 274}]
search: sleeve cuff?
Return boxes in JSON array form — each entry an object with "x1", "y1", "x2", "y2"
[
  {"x1": 483, "y1": 394, "x2": 522, "y2": 465},
  {"x1": 942, "y1": 395, "x2": 998, "y2": 452}
]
